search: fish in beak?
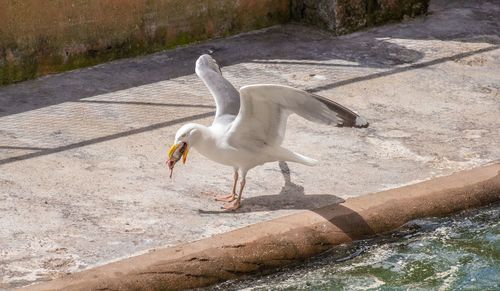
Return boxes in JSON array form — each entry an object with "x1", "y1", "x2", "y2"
[{"x1": 166, "y1": 142, "x2": 189, "y2": 178}]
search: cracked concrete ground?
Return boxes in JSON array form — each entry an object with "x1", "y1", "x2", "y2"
[{"x1": 1, "y1": 0, "x2": 499, "y2": 288}]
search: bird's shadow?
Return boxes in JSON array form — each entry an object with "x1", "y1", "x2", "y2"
[
  {"x1": 198, "y1": 162, "x2": 376, "y2": 240},
  {"x1": 198, "y1": 161, "x2": 344, "y2": 214}
]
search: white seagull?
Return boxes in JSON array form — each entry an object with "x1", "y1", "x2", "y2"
[{"x1": 167, "y1": 54, "x2": 368, "y2": 210}]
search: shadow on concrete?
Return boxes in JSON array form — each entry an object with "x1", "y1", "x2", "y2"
[
  {"x1": 199, "y1": 161, "x2": 375, "y2": 238},
  {"x1": 72, "y1": 100, "x2": 216, "y2": 109},
  {"x1": 241, "y1": 162, "x2": 345, "y2": 211},
  {"x1": 199, "y1": 161, "x2": 344, "y2": 214},
  {"x1": 308, "y1": 45, "x2": 499, "y2": 93},
  {"x1": 0, "y1": 111, "x2": 214, "y2": 166},
  {"x1": 1, "y1": 0, "x2": 499, "y2": 165},
  {"x1": 1, "y1": 43, "x2": 497, "y2": 167},
  {"x1": 248, "y1": 60, "x2": 364, "y2": 68},
  {"x1": 2, "y1": 0, "x2": 499, "y2": 119},
  {"x1": 313, "y1": 204, "x2": 377, "y2": 239},
  {"x1": 199, "y1": 161, "x2": 345, "y2": 212},
  {"x1": 0, "y1": 30, "x2": 425, "y2": 118}
]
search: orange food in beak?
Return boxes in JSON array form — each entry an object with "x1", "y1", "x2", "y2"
[{"x1": 166, "y1": 142, "x2": 188, "y2": 179}]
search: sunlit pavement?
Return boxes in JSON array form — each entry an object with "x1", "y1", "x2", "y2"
[{"x1": 1, "y1": 0, "x2": 499, "y2": 288}]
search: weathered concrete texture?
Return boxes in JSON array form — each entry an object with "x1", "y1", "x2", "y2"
[
  {"x1": 292, "y1": 0, "x2": 429, "y2": 34},
  {"x1": 0, "y1": 0, "x2": 289, "y2": 85},
  {"x1": 19, "y1": 164, "x2": 500, "y2": 290},
  {"x1": 1, "y1": 0, "x2": 500, "y2": 289}
]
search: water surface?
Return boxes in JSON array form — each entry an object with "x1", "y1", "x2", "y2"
[{"x1": 213, "y1": 204, "x2": 499, "y2": 290}]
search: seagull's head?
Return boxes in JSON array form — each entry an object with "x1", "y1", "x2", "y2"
[
  {"x1": 166, "y1": 123, "x2": 201, "y2": 177},
  {"x1": 195, "y1": 54, "x2": 222, "y2": 74}
]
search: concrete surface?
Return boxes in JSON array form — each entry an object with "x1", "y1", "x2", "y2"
[
  {"x1": 1, "y1": 0, "x2": 499, "y2": 288},
  {"x1": 20, "y1": 164, "x2": 500, "y2": 291}
]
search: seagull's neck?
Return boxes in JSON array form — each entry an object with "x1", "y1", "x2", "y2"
[
  {"x1": 189, "y1": 123, "x2": 233, "y2": 164},
  {"x1": 188, "y1": 124, "x2": 215, "y2": 149}
]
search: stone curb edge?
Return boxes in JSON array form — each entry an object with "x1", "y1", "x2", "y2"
[{"x1": 21, "y1": 163, "x2": 500, "y2": 290}]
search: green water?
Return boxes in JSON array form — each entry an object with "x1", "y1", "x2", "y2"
[{"x1": 214, "y1": 204, "x2": 499, "y2": 290}]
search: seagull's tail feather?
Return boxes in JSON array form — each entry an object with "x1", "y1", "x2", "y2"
[
  {"x1": 292, "y1": 152, "x2": 318, "y2": 166},
  {"x1": 287, "y1": 151, "x2": 318, "y2": 166},
  {"x1": 274, "y1": 147, "x2": 318, "y2": 166}
]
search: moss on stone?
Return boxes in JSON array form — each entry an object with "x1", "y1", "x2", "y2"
[
  {"x1": 0, "y1": 0, "x2": 290, "y2": 86},
  {"x1": 0, "y1": 0, "x2": 427, "y2": 86}
]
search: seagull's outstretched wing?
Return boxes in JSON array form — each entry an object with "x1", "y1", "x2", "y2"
[
  {"x1": 195, "y1": 54, "x2": 240, "y2": 124},
  {"x1": 228, "y1": 84, "x2": 368, "y2": 148}
]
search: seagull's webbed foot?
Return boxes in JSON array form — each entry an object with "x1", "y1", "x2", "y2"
[
  {"x1": 222, "y1": 200, "x2": 241, "y2": 211},
  {"x1": 215, "y1": 193, "x2": 237, "y2": 202}
]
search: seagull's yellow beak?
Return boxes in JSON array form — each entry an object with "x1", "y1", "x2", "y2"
[
  {"x1": 182, "y1": 146, "x2": 189, "y2": 164},
  {"x1": 168, "y1": 143, "x2": 179, "y2": 159}
]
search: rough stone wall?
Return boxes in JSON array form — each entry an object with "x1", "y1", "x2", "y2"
[
  {"x1": 291, "y1": 0, "x2": 338, "y2": 31},
  {"x1": 0, "y1": 0, "x2": 430, "y2": 86},
  {"x1": 0, "y1": 0, "x2": 289, "y2": 85},
  {"x1": 292, "y1": 0, "x2": 429, "y2": 34}
]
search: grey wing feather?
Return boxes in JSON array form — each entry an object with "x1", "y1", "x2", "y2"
[
  {"x1": 195, "y1": 55, "x2": 240, "y2": 124},
  {"x1": 240, "y1": 84, "x2": 368, "y2": 127},
  {"x1": 309, "y1": 92, "x2": 369, "y2": 128},
  {"x1": 228, "y1": 84, "x2": 368, "y2": 148}
]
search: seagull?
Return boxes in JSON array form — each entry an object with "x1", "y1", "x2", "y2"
[{"x1": 167, "y1": 54, "x2": 368, "y2": 210}]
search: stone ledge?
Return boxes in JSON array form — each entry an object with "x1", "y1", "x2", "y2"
[
  {"x1": 20, "y1": 163, "x2": 500, "y2": 290},
  {"x1": 0, "y1": 0, "x2": 289, "y2": 86},
  {"x1": 0, "y1": 0, "x2": 431, "y2": 86},
  {"x1": 291, "y1": 0, "x2": 430, "y2": 34}
]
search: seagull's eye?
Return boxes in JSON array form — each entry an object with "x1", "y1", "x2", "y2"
[{"x1": 181, "y1": 133, "x2": 187, "y2": 138}]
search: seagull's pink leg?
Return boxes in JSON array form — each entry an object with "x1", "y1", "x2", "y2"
[
  {"x1": 223, "y1": 170, "x2": 247, "y2": 211},
  {"x1": 215, "y1": 170, "x2": 238, "y2": 202}
]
